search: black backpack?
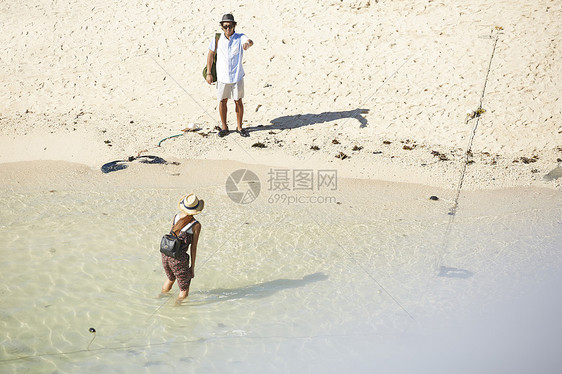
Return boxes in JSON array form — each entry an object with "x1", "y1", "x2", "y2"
[{"x1": 160, "y1": 219, "x2": 196, "y2": 258}]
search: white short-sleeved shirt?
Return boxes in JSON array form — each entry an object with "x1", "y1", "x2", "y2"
[{"x1": 209, "y1": 32, "x2": 249, "y2": 84}]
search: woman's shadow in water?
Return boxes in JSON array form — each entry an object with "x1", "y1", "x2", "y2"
[
  {"x1": 256, "y1": 109, "x2": 369, "y2": 131},
  {"x1": 191, "y1": 272, "x2": 329, "y2": 304}
]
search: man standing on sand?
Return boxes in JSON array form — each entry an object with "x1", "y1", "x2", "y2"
[{"x1": 206, "y1": 13, "x2": 254, "y2": 138}]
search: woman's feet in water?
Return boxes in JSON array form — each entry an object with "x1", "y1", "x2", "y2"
[
  {"x1": 158, "y1": 291, "x2": 188, "y2": 305},
  {"x1": 174, "y1": 290, "x2": 189, "y2": 305}
]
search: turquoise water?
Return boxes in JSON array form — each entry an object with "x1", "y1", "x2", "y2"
[{"x1": 0, "y1": 181, "x2": 561, "y2": 373}]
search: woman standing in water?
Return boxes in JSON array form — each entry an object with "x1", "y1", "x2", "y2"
[{"x1": 160, "y1": 193, "x2": 204, "y2": 303}]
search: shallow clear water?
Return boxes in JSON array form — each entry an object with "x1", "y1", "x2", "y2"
[{"x1": 0, "y1": 181, "x2": 561, "y2": 373}]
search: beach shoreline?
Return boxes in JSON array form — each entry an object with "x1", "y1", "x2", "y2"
[
  {"x1": 1, "y1": 158, "x2": 560, "y2": 206},
  {"x1": 1, "y1": 127, "x2": 560, "y2": 191}
]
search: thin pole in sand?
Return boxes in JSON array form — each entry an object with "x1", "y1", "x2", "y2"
[
  {"x1": 412, "y1": 28, "x2": 503, "y2": 319},
  {"x1": 449, "y1": 28, "x2": 501, "y2": 217},
  {"x1": 435, "y1": 28, "x2": 502, "y2": 272}
]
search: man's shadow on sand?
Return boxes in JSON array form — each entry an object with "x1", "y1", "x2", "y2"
[
  {"x1": 259, "y1": 109, "x2": 369, "y2": 131},
  {"x1": 190, "y1": 272, "x2": 328, "y2": 304}
]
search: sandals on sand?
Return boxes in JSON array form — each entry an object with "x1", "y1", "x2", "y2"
[{"x1": 216, "y1": 127, "x2": 249, "y2": 138}]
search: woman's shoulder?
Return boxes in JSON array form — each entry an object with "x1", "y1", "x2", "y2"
[
  {"x1": 182, "y1": 217, "x2": 201, "y2": 229},
  {"x1": 190, "y1": 220, "x2": 201, "y2": 234}
]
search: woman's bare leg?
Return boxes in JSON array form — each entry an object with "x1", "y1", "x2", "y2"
[
  {"x1": 176, "y1": 288, "x2": 189, "y2": 302},
  {"x1": 161, "y1": 279, "x2": 174, "y2": 294}
]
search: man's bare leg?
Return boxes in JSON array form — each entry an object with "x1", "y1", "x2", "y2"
[
  {"x1": 219, "y1": 98, "x2": 229, "y2": 130},
  {"x1": 235, "y1": 99, "x2": 244, "y2": 130}
]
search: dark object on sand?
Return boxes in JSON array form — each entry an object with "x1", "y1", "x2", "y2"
[
  {"x1": 335, "y1": 152, "x2": 349, "y2": 160},
  {"x1": 431, "y1": 150, "x2": 449, "y2": 161},
  {"x1": 429, "y1": 196, "x2": 439, "y2": 201},
  {"x1": 518, "y1": 155, "x2": 539, "y2": 164},
  {"x1": 252, "y1": 142, "x2": 267, "y2": 148},
  {"x1": 136, "y1": 155, "x2": 167, "y2": 164},
  {"x1": 101, "y1": 160, "x2": 128, "y2": 173},
  {"x1": 101, "y1": 155, "x2": 168, "y2": 174}
]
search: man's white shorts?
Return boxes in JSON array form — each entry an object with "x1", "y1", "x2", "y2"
[{"x1": 216, "y1": 78, "x2": 244, "y2": 101}]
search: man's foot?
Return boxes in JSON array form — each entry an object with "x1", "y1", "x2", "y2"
[
  {"x1": 218, "y1": 129, "x2": 230, "y2": 137},
  {"x1": 237, "y1": 128, "x2": 249, "y2": 137}
]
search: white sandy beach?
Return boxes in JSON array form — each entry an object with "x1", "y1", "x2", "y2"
[
  {"x1": 1, "y1": 1, "x2": 562, "y2": 372},
  {"x1": 1, "y1": 0, "x2": 561, "y2": 189}
]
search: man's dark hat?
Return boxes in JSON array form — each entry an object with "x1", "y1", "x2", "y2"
[{"x1": 220, "y1": 13, "x2": 236, "y2": 24}]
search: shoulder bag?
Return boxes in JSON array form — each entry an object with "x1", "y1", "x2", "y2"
[{"x1": 203, "y1": 33, "x2": 221, "y2": 82}]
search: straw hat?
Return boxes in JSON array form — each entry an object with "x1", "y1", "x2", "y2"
[{"x1": 178, "y1": 194, "x2": 205, "y2": 215}]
